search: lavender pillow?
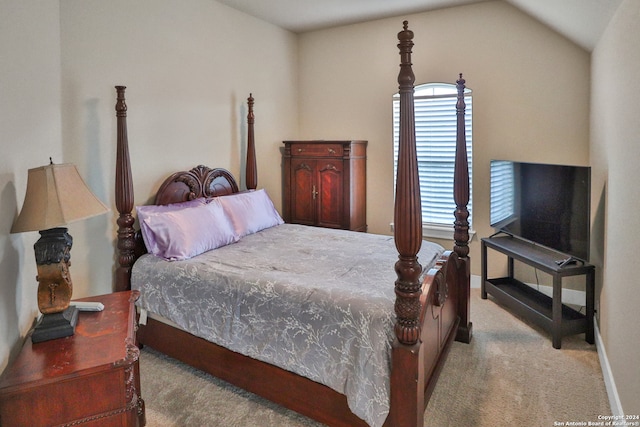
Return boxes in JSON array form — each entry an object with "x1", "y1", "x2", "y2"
[
  {"x1": 138, "y1": 200, "x2": 239, "y2": 261},
  {"x1": 136, "y1": 197, "x2": 207, "y2": 216},
  {"x1": 137, "y1": 198, "x2": 208, "y2": 255},
  {"x1": 218, "y1": 189, "x2": 284, "y2": 237}
]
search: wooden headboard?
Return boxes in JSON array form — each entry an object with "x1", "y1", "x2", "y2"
[
  {"x1": 154, "y1": 166, "x2": 239, "y2": 205},
  {"x1": 113, "y1": 90, "x2": 257, "y2": 291}
]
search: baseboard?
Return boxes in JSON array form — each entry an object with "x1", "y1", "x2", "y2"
[
  {"x1": 471, "y1": 274, "x2": 481, "y2": 288},
  {"x1": 476, "y1": 275, "x2": 586, "y2": 307},
  {"x1": 474, "y1": 273, "x2": 587, "y2": 307},
  {"x1": 523, "y1": 283, "x2": 587, "y2": 308},
  {"x1": 594, "y1": 320, "x2": 624, "y2": 416}
]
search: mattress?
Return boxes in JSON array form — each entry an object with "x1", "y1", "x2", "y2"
[{"x1": 132, "y1": 223, "x2": 443, "y2": 427}]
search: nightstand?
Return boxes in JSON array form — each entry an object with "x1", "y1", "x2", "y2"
[{"x1": 0, "y1": 291, "x2": 145, "y2": 426}]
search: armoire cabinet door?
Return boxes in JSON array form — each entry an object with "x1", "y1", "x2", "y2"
[
  {"x1": 291, "y1": 159, "x2": 315, "y2": 225},
  {"x1": 316, "y1": 159, "x2": 343, "y2": 228}
]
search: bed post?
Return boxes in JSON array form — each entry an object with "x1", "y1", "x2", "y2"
[
  {"x1": 454, "y1": 75, "x2": 473, "y2": 343},
  {"x1": 115, "y1": 86, "x2": 135, "y2": 292},
  {"x1": 246, "y1": 93, "x2": 257, "y2": 190},
  {"x1": 390, "y1": 21, "x2": 425, "y2": 427},
  {"x1": 393, "y1": 21, "x2": 422, "y2": 347}
]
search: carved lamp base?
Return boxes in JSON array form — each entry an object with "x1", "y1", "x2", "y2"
[
  {"x1": 32, "y1": 227, "x2": 76, "y2": 343},
  {"x1": 32, "y1": 306, "x2": 79, "y2": 343}
]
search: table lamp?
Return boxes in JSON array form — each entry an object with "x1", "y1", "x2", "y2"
[{"x1": 11, "y1": 159, "x2": 109, "y2": 343}]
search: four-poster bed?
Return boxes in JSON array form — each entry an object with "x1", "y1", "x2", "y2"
[{"x1": 113, "y1": 22, "x2": 471, "y2": 427}]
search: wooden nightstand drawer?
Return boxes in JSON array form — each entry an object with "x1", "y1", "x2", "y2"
[{"x1": 0, "y1": 291, "x2": 145, "y2": 427}]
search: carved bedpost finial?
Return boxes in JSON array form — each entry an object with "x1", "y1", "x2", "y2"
[
  {"x1": 115, "y1": 85, "x2": 135, "y2": 292},
  {"x1": 454, "y1": 74, "x2": 470, "y2": 258},
  {"x1": 248, "y1": 93, "x2": 254, "y2": 112},
  {"x1": 397, "y1": 21, "x2": 415, "y2": 92},
  {"x1": 246, "y1": 93, "x2": 257, "y2": 190},
  {"x1": 394, "y1": 21, "x2": 422, "y2": 346},
  {"x1": 116, "y1": 86, "x2": 127, "y2": 116}
]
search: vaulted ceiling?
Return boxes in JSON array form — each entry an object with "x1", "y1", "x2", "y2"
[{"x1": 216, "y1": 0, "x2": 622, "y2": 51}]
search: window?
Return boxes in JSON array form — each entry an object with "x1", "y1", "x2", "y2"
[{"x1": 393, "y1": 83, "x2": 473, "y2": 239}]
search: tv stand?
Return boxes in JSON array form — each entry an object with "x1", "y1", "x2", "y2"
[{"x1": 481, "y1": 236, "x2": 595, "y2": 349}]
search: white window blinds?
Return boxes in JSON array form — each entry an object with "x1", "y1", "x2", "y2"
[
  {"x1": 393, "y1": 83, "x2": 473, "y2": 229},
  {"x1": 489, "y1": 160, "x2": 515, "y2": 225}
]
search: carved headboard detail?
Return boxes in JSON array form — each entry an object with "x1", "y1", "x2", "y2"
[{"x1": 154, "y1": 166, "x2": 239, "y2": 205}]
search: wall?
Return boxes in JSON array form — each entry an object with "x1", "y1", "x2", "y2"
[
  {"x1": 297, "y1": 0, "x2": 591, "y2": 276},
  {"x1": 591, "y1": 0, "x2": 640, "y2": 415},
  {"x1": 59, "y1": 0, "x2": 299, "y2": 299},
  {"x1": 0, "y1": 1, "x2": 63, "y2": 372}
]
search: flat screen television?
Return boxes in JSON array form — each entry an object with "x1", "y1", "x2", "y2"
[{"x1": 490, "y1": 160, "x2": 591, "y2": 262}]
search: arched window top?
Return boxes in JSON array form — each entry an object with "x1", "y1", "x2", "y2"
[{"x1": 393, "y1": 82, "x2": 472, "y2": 98}]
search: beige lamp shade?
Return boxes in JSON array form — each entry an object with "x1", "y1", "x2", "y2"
[{"x1": 11, "y1": 162, "x2": 109, "y2": 233}]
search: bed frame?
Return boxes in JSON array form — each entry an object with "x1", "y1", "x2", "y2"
[{"x1": 114, "y1": 21, "x2": 472, "y2": 427}]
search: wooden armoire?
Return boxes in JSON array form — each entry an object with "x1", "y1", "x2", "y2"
[{"x1": 282, "y1": 140, "x2": 367, "y2": 232}]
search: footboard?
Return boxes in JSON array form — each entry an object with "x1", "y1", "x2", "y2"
[{"x1": 420, "y1": 251, "x2": 463, "y2": 395}]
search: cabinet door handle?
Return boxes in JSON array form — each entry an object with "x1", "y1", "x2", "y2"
[
  {"x1": 297, "y1": 148, "x2": 304, "y2": 153},
  {"x1": 327, "y1": 148, "x2": 336, "y2": 154},
  {"x1": 312, "y1": 185, "x2": 318, "y2": 200}
]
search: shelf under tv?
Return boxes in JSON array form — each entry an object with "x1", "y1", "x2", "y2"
[{"x1": 481, "y1": 236, "x2": 595, "y2": 349}]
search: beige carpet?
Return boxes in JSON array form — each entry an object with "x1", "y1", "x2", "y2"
[{"x1": 139, "y1": 289, "x2": 610, "y2": 426}]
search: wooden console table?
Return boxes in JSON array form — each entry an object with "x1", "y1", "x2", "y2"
[
  {"x1": 481, "y1": 236, "x2": 595, "y2": 349},
  {"x1": 0, "y1": 291, "x2": 145, "y2": 426}
]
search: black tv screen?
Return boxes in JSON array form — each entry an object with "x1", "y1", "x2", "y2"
[{"x1": 490, "y1": 160, "x2": 591, "y2": 261}]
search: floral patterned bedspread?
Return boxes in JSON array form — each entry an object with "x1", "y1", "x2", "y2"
[{"x1": 132, "y1": 223, "x2": 443, "y2": 427}]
